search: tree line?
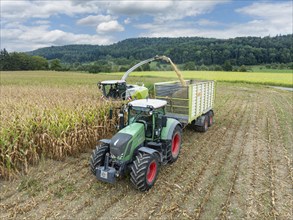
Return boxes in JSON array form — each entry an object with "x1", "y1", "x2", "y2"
[
  {"x1": 28, "y1": 35, "x2": 292, "y2": 66},
  {"x1": 1, "y1": 35, "x2": 292, "y2": 72},
  {"x1": 0, "y1": 49, "x2": 63, "y2": 71}
]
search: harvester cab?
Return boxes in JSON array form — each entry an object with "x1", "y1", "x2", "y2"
[
  {"x1": 98, "y1": 80, "x2": 126, "y2": 99},
  {"x1": 98, "y1": 79, "x2": 149, "y2": 100}
]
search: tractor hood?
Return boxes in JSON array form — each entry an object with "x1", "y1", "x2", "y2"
[{"x1": 110, "y1": 123, "x2": 145, "y2": 159}]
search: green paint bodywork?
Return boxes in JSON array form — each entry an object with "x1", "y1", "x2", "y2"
[
  {"x1": 116, "y1": 123, "x2": 145, "y2": 162},
  {"x1": 113, "y1": 115, "x2": 180, "y2": 162},
  {"x1": 161, "y1": 118, "x2": 180, "y2": 140},
  {"x1": 111, "y1": 104, "x2": 181, "y2": 163},
  {"x1": 131, "y1": 87, "x2": 149, "y2": 99}
]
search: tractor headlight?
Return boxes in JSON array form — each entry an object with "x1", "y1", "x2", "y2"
[{"x1": 117, "y1": 153, "x2": 124, "y2": 160}]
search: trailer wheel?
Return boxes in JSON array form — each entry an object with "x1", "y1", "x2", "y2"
[
  {"x1": 197, "y1": 115, "x2": 209, "y2": 132},
  {"x1": 208, "y1": 111, "x2": 214, "y2": 127},
  {"x1": 130, "y1": 153, "x2": 159, "y2": 191},
  {"x1": 167, "y1": 125, "x2": 182, "y2": 163},
  {"x1": 90, "y1": 145, "x2": 109, "y2": 175}
]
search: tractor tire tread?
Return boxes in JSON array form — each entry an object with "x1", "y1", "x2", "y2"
[
  {"x1": 89, "y1": 145, "x2": 109, "y2": 175},
  {"x1": 130, "y1": 153, "x2": 159, "y2": 191}
]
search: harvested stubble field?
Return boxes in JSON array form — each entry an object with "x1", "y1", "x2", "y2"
[{"x1": 0, "y1": 71, "x2": 292, "y2": 219}]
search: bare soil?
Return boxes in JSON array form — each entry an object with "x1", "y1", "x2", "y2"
[{"x1": 1, "y1": 83, "x2": 292, "y2": 220}]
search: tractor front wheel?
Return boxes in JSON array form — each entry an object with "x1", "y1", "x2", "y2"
[
  {"x1": 90, "y1": 145, "x2": 109, "y2": 175},
  {"x1": 130, "y1": 153, "x2": 159, "y2": 191},
  {"x1": 167, "y1": 125, "x2": 182, "y2": 163}
]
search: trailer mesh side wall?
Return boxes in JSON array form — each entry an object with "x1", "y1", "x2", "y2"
[
  {"x1": 155, "y1": 81, "x2": 189, "y2": 115},
  {"x1": 155, "y1": 80, "x2": 215, "y2": 123}
]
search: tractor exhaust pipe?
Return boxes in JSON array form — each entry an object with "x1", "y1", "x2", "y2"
[{"x1": 118, "y1": 109, "x2": 124, "y2": 130}]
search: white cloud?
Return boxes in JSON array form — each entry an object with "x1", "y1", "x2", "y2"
[
  {"x1": 33, "y1": 20, "x2": 51, "y2": 25},
  {"x1": 105, "y1": 1, "x2": 173, "y2": 15},
  {"x1": 1, "y1": 0, "x2": 224, "y2": 23},
  {"x1": 124, "y1": 18, "x2": 131, "y2": 24},
  {"x1": 0, "y1": 0, "x2": 115, "y2": 51},
  {"x1": 1, "y1": 0, "x2": 292, "y2": 52},
  {"x1": 156, "y1": 1, "x2": 229, "y2": 22},
  {"x1": 1, "y1": 24, "x2": 113, "y2": 52},
  {"x1": 196, "y1": 19, "x2": 220, "y2": 27},
  {"x1": 105, "y1": 0, "x2": 229, "y2": 21},
  {"x1": 96, "y1": 20, "x2": 124, "y2": 33},
  {"x1": 77, "y1": 15, "x2": 113, "y2": 26},
  {"x1": 236, "y1": 2, "x2": 293, "y2": 35},
  {"x1": 0, "y1": 0, "x2": 100, "y2": 21},
  {"x1": 236, "y1": 1, "x2": 292, "y2": 19},
  {"x1": 136, "y1": 1, "x2": 293, "y2": 39}
]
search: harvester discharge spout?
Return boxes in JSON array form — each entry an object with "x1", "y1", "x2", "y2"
[{"x1": 121, "y1": 55, "x2": 187, "y2": 87}]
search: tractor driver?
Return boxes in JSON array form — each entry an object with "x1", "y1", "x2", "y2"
[{"x1": 108, "y1": 85, "x2": 116, "y2": 98}]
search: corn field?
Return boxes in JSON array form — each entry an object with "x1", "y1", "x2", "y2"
[{"x1": 0, "y1": 82, "x2": 121, "y2": 180}]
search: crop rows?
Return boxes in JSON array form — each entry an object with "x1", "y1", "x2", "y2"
[{"x1": 0, "y1": 85, "x2": 120, "y2": 179}]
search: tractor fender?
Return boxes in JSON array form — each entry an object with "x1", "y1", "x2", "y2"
[
  {"x1": 99, "y1": 139, "x2": 111, "y2": 146},
  {"x1": 161, "y1": 118, "x2": 182, "y2": 140},
  {"x1": 138, "y1": 147, "x2": 162, "y2": 163}
]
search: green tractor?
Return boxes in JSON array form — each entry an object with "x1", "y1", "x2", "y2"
[{"x1": 90, "y1": 98, "x2": 182, "y2": 191}]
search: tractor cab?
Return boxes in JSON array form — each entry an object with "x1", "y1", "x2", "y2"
[{"x1": 127, "y1": 99, "x2": 167, "y2": 140}]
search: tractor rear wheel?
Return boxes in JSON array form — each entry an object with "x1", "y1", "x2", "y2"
[
  {"x1": 167, "y1": 125, "x2": 182, "y2": 163},
  {"x1": 90, "y1": 145, "x2": 109, "y2": 175},
  {"x1": 130, "y1": 153, "x2": 159, "y2": 191}
]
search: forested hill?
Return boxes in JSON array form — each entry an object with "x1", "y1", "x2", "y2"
[{"x1": 27, "y1": 35, "x2": 292, "y2": 65}]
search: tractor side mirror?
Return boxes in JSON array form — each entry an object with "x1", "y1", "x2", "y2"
[
  {"x1": 161, "y1": 116, "x2": 167, "y2": 127},
  {"x1": 97, "y1": 82, "x2": 102, "y2": 89},
  {"x1": 109, "y1": 109, "x2": 113, "y2": 119}
]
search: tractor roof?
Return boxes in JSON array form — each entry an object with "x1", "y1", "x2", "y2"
[
  {"x1": 101, "y1": 80, "x2": 126, "y2": 84},
  {"x1": 129, "y1": 99, "x2": 167, "y2": 109}
]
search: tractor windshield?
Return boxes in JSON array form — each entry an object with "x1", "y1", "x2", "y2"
[{"x1": 128, "y1": 107, "x2": 152, "y2": 124}]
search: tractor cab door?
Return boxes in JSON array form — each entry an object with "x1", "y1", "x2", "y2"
[
  {"x1": 154, "y1": 107, "x2": 165, "y2": 140},
  {"x1": 142, "y1": 115, "x2": 153, "y2": 139},
  {"x1": 128, "y1": 107, "x2": 154, "y2": 139}
]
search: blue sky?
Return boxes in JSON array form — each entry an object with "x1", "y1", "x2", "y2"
[{"x1": 1, "y1": 0, "x2": 292, "y2": 52}]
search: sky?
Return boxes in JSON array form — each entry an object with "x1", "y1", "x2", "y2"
[{"x1": 1, "y1": 0, "x2": 292, "y2": 52}]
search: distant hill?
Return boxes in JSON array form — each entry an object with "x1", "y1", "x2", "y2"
[{"x1": 27, "y1": 35, "x2": 292, "y2": 66}]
